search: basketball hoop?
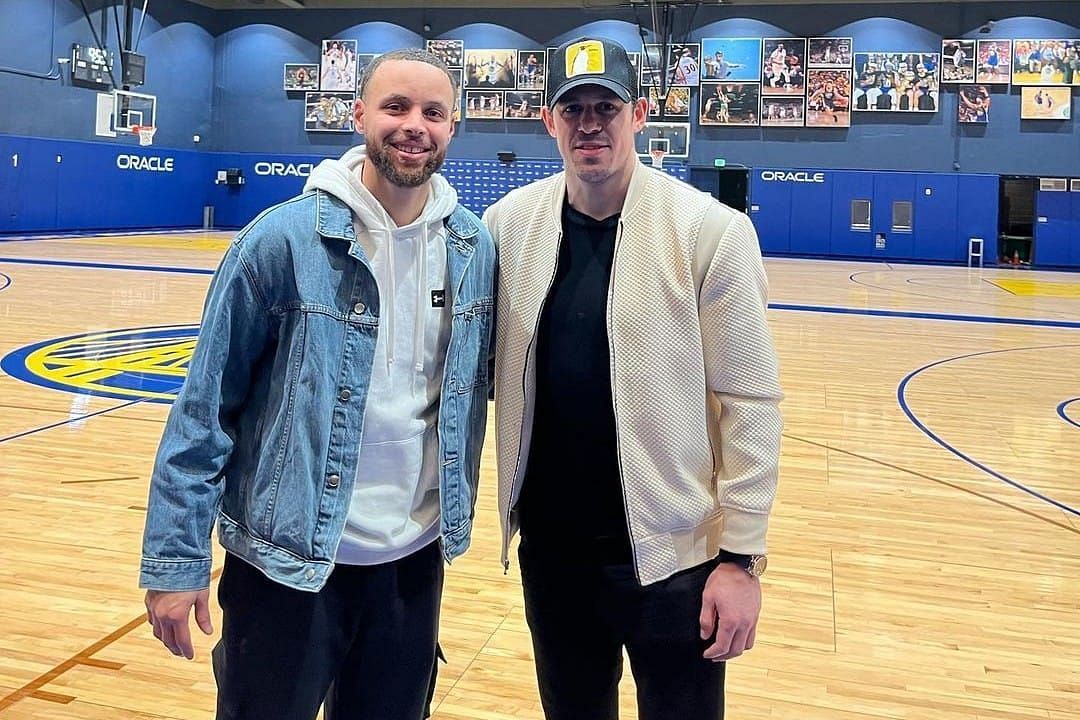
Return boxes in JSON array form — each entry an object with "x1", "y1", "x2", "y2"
[
  {"x1": 649, "y1": 147, "x2": 668, "y2": 169},
  {"x1": 132, "y1": 125, "x2": 157, "y2": 146}
]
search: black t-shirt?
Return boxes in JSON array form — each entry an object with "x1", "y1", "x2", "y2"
[{"x1": 516, "y1": 199, "x2": 632, "y2": 564}]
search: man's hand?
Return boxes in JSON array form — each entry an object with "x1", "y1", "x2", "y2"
[
  {"x1": 145, "y1": 589, "x2": 213, "y2": 660},
  {"x1": 698, "y1": 562, "x2": 762, "y2": 662}
]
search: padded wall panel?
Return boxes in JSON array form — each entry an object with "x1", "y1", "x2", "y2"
[
  {"x1": 749, "y1": 171, "x2": 792, "y2": 254},
  {"x1": 913, "y1": 174, "x2": 958, "y2": 262}
]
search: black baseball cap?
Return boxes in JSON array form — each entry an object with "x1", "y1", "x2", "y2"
[{"x1": 546, "y1": 37, "x2": 639, "y2": 106}]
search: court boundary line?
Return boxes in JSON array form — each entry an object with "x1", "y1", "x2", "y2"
[
  {"x1": 771, "y1": 303, "x2": 1080, "y2": 330},
  {"x1": 1058, "y1": 398, "x2": 1080, "y2": 430},
  {"x1": 0, "y1": 257, "x2": 215, "y2": 275},
  {"x1": 0, "y1": 398, "x2": 151, "y2": 444},
  {"x1": 896, "y1": 344, "x2": 1080, "y2": 518},
  {"x1": 0, "y1": 228, "x2": 210, "y2": 243},
  {"x1": 1, "y1": 257, "x2": 1077, "y2": 329},
  {"x1": 848, "y1": 269, "x2": 1069, "y2": 316},
  {"x1": 786, "y1": 433, "x2": 1079, "y2": 535}
]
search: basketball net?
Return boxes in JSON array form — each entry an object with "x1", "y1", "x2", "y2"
[
  {"x1": 132, "y1": 125, "x2": 157, "y2": 147},
  {"x1": 649, "y1": 148, "x2": 668, "y2": 169}
]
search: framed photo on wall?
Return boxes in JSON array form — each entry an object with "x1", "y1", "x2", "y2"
[
  {"x1": 762, "y1": 38, "x2": 807, "y2": 95},
  {"x1": 805, "y1": 69, "x2": 852, "y2": 127},
  {"x1": 761, "y1": 96, "x2": 805, "y2": 126},
  {"x1": 1020, "y1": 86, "x2": 1071, "y2": 119},
  {"x1": 701, "y1": 38, "x2": 761, "y2": 83},
  {"x1": 957, "y1": 84, "x2": 991, "y2": 123},
  {"x1": 516, "y1": 50, "x2": 546, "y2": 90},
  {"x1": 852, "y1": 52, "x2": 940, "y2": 112},
  {"x1": 941, "y1": 40, "x2": 976, "y2": 83},
  {"x1": 639, "y1": 44, "x2": 664, "y2": 87},
  {"x1": 320, "y1": 39, "x2": 357, "y2": 91},
  {"x1": 284, "y1": 63, "x2": 319, "y2": 91},
  {"x1": 504, "y1": 91, "x2": 542, "y2": 119},
  {"x1": 975, "y1": 40, "x2": 1011, "y2": 84},
  {"x1": 305, "y1": 91, "x2": 355, "y2": 132},
  {"x1": 700, "y1": 82, "x2": 761, "y2": 126},
  {"x1": 635, "y1": 122, "x2": 690, "y2": 158},
  {"x1": 464, "y1": 49, "x2": 516, "y2": 89},
  {"x1": 449, "y1": 68, "x2": 463, "y2": 122},
  {"x1": 465, "y1": 89, "x2": 504, "y2": 119},
  {"x1": 427, "y1": 39, "x2": 464, "y2": 68},
  {"x1": 1012, "y1": 40, "x2": 1079, "y2": 85},
  {"x1": 355, "y1": 53, "x2": 377, "y2": 90},
  {"x1": 808, "y1": 37, "x2": 852, "y2": 69},
  {"x1": 647, "y1": 87, "x2": 691, "y2": 118},
  {"x1": 665, "y1": 43, "x2": 701, "y2": 87}
]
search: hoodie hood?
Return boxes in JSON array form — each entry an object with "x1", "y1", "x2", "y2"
[{"x1": 303, "y1": 145, "x2": 459, "y2": 231}]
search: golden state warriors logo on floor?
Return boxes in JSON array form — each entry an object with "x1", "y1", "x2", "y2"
[{"x1": 1, "y1": 325, "x2": 198, "y2": 402}]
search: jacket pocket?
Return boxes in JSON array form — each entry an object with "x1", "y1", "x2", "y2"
[{"x1": 453, "y1": 302, "x2": 493, "y2": 394}]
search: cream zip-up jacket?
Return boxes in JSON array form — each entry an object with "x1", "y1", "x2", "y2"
[{"x1": 483, "y1": 161, "x2": 783, "y2": 585}]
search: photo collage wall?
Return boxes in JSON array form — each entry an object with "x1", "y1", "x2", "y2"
[
  {"x1": 941, "y1": 38, "x2": 1078, "y2": 123},
  {"x1": 282, "y1": 35, "x2": 1078, "y2": 134}
]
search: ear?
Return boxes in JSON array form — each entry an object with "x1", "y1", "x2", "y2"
[
  {"x1": 540, "y1": 105, "x2": 557, "y2": 139},
  {"x1": 631, "y1": 97, "x2": 648, "y2": 132},
  {"x1": 352, "y1": 97, "x2": 366, "y2": 135}
]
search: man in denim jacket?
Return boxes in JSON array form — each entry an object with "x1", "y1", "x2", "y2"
[{"x1": 140, "y1": 48, "x2": 495, "y2": 720}]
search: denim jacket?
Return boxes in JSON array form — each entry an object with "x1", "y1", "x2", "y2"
[{"x1": 140, "y1": 190, "x2": 495, "y2": 592}]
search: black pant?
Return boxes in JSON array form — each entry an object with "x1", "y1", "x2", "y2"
[
  {"x1": 519, "y1": 539, "x2": 725, "y2": 720},
  {"x1": 212, "y1": 542, "x2": 444, "y2": 720}
]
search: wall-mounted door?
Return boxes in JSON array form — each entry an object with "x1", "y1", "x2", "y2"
[
  {"x1": 829, "y1": 171, "x2": 873, "y2": 256},
  {"x1": 1034, "y1": 178, "x2": 1071, "y2": 266},
  {"x1": 870, "y1": 173, "x2": 915, "y2": 259}
]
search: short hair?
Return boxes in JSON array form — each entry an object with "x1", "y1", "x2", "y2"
[{"x1": 359, "y1": 48, "x2": 458, "y2": 100}]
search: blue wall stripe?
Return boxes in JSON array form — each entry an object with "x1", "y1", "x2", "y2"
[{"x1": 897, "y1": 344, "x2": 1080, "y2": 517}]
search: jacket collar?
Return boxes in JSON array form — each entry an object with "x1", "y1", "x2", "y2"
[
  {"x1": 550, "y1": 159, "x2": 650, "y2": 224},
  {"x1": 315, "y1": 187, "x2": 480, "y2": 250},
  {"x1": 314, "y1": 189, "x2": 356, "y2": 242}
]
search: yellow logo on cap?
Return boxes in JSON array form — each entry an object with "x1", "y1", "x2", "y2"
[{"x1": 565, "y1": 40, "x2": 606, "y2": 77}]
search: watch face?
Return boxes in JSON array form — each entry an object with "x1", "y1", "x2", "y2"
[{"x1": 749, "y1": 555, "x2": 768, "y2": 576}]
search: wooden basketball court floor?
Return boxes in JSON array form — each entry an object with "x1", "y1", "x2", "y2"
[{"x1": 0, "y1": 231, "x2": 1076, "y2": 720}]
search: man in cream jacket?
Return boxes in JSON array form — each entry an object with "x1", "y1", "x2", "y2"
[{"x1": 483, "y1": 37, "x2": 782, "y2": 720}]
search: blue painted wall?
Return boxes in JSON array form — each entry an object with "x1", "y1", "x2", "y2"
[
  {"x1": 1, "y1": 0, "x2": 1078, "y2": 265},
  {"x1": 0, "y1": 0, "x2": 215, "y2": 149},
  {"x1": 1, "y1": 1, "x2": 1077, "y2": 173}
]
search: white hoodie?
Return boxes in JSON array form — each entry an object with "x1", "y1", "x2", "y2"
[{"x1": 305, "y1": 146, "x2": 457, "y2": 565}]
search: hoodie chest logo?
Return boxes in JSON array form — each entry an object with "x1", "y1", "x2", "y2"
[{"x1": 431, "y1": 290, "x2": 446, "y2": 308}]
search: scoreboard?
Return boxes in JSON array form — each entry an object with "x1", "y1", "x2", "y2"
[{"x1": 72, "y1": 43, "x2": 113, "y2": 88}]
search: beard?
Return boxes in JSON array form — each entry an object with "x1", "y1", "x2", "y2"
[{"x1": 366, "y1": 138, "x2": 446, "y2": 188}]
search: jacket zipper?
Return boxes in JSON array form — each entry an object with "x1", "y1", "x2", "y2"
[
  {"x1": 503, "y1": 230, "x2": 564, "y2": 573},
  {"x1": 607, "y1": 219, "x2": 641, "y2": 581}
]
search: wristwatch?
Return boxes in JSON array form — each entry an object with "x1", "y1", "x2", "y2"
[{"x1": 719, "y1": 552, "x2": 768, "y2": 578}]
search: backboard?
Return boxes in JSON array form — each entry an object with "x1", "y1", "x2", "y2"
[{"x1": 113, "y1": 89, "x2": 157, "y2": 133}]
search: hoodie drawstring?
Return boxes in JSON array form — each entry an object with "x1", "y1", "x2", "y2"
[
  {"x1": 385, "y1": 228, "x2": 397, "y2": 378},
  {"x1": 414, "y1": 224, "x2": 428, "y2": 381}
]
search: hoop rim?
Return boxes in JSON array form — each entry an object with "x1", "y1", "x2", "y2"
[{"x1": 132, "y1": 124, "x2": 157, "y2": 146}]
